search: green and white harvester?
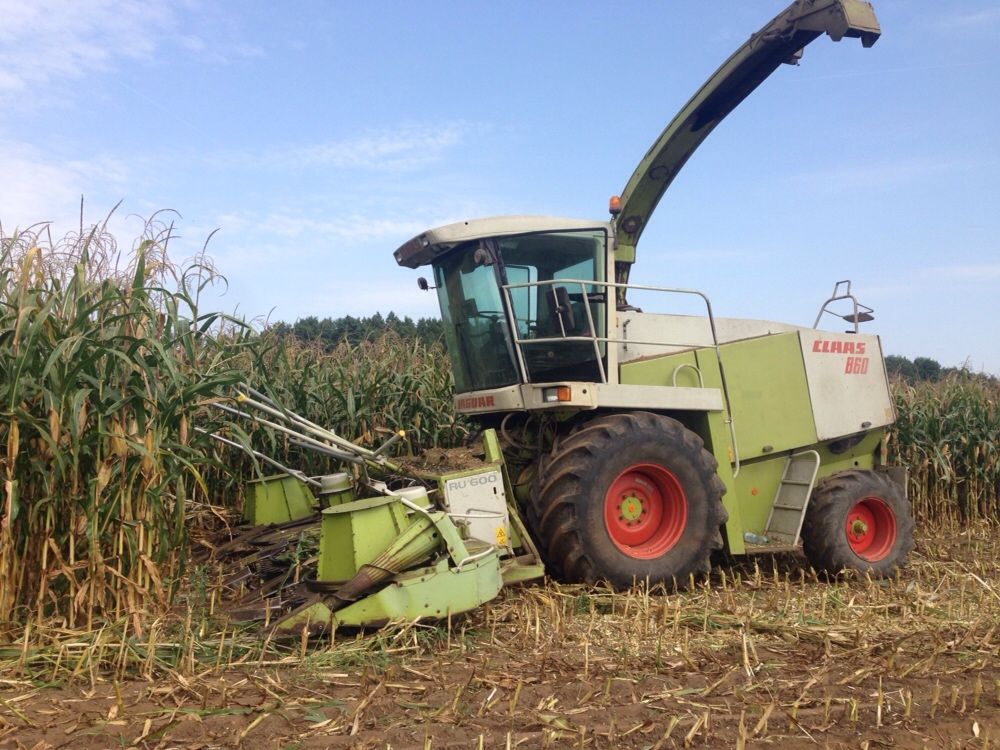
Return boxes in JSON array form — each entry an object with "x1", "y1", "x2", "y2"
[{"x1": 213, "y1": 0, "x2": 913, "y2": 633}]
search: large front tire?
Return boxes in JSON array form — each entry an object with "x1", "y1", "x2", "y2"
[
  {"x1": 801, "y1": 469, "x2": 914, "y2": 577},
  {"x1": 530, "y1": 412, "x2": 728, "y2": 589}
]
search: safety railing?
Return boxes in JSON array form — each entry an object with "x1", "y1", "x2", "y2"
[
  {"x1": 813, "y1": 279, "x2": 874, "y2": 333},
  {"x1": 500, "y1": 278, "x2": 741, "y2": 475}
]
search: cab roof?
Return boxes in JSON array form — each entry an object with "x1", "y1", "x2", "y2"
[{"x1": 393, "y1": 215, "x2": 610, "y2": 269}]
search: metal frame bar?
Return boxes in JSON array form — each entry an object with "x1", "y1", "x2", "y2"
[
  {"x1": 195, "y1": 427, "x2": 324, "y2": 487},
  {"x1": 500, "y1": 277, "x2": 741, "y2": 475},
  {"x1": 813, "y1": 279, "x2": 874, "y2": 334}
]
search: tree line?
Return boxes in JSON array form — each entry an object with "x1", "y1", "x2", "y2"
[
  {"x1": 883, "y1": 355, "x2": 994, "y2": 383},
  {"x1": 270, "y1": 312, "x2": 444, "y2": 348}
]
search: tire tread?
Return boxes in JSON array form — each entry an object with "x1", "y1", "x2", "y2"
[{"x1": 529, "y1": 411, "x2": 728, "y2": 587}]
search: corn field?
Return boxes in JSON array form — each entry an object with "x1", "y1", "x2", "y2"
[
  {"x1": 889, "y1": 373, "x2": 1000, "y2": 521},
  {"x1": 0, "y1": 219, "x2": 261, "y2": 632},
  {"x1": 242, "y1": 333, "x2": 467, "y2": 474},
  {"x1": 0, "y1": 220, "x2": 462, "y2": 633},
  {"x1": 0, "y1": 219, "x2": 997, "y2": 633}
]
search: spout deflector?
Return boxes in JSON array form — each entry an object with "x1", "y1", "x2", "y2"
[{"x1": 791, "y1": 0, "x2": 880, "y2": 46}]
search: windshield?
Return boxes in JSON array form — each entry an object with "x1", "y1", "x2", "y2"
[
  {"x1": 499, "y1": 230, "x2": 606, "y2": 383},
  {"x1": 434, "y1": 248, "x2": 519, "y2": 394},
  {"x1": 433, "y1": 229, "x2": 607, "y2": 393}
]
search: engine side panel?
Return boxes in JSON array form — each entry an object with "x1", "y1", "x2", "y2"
[{"x1": 798, "y1": 330, "x2": 894, "y2": 440}]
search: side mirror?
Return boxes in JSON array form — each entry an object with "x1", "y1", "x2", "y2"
[
  {"x1": 417, "y1": 277, "x2": 434, "y2": 291},
  {"x1": 549, "y1": 286, "x2": 577, "y2": 334}
]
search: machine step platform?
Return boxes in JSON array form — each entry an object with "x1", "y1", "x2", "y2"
[{"x1": 763, "y1": 451, "x2": 821, "y2": 546}]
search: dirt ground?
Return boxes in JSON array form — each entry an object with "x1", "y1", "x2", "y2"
[{"x1": 2, "y1": 524, "x2": 998, "y2": 749}]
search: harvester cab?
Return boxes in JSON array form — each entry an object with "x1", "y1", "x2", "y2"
[{"x1": 394, "y1": 0, "x2": 913, "y2": 588}]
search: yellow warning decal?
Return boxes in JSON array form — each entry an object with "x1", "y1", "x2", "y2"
[{"x1": 495, "y1": 526, "x2": 508, "y2": 546}]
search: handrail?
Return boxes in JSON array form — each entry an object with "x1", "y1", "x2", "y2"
[
  {"x1": 672, "y1": 363, "x2": 704, "y2": 389},
  {"x1": 813, "y1": 279, "x2": 874, "y2": 333},
  {"x1": 500, "y1": 277, "x2": 741, "y2": 475}
]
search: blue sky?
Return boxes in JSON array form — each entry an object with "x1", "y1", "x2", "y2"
[{"x1": 1, "y1": 1, "x2": 998, "y2": 373}]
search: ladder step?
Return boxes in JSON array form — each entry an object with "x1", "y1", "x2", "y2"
[
  {"x1": 768, "y1": 524, "x2": 800, "y2": 535},
  {"x1": 765, "y1": 451, "x2": 821, "y2": 548},
  {"x1": 767, "y1": 535, "x2": 798, "y2": 546}
]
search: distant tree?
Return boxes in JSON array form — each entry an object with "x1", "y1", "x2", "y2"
[
  {"x1": 293, "y1": 316, "x2": 321, "y2": 341},
  {"x1": 884, "y1": 354, "x2": 963, "y2": 383},
  {"x1": 913, "y1": 357, "x2": 943, "y2": 382},
  {"x1": 885, "y1": 355, "x2": 917, "y2": 381},
  {"x1": 415, "y1": 317, "x2": 444, "y2": 342},
  {"x1": 274, "y1": 311, "x2": 444, "y2": 348}
]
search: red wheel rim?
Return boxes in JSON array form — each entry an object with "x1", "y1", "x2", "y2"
[
  {"x1": 603, "y1": 463, "x2": 687, "y2": 559},
  {"x1": 845, "y1": 496, "x2": 897, "y2": 561}
]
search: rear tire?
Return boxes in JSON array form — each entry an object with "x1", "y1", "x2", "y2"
[
  {"x1": 801, "y1": 470, "x2": 914, "y2": 577},
  {"x1": 529, "y1": 412, "x2": 727, "y2": 589}
]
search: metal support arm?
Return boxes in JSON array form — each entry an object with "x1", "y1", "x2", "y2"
[{"x1": 613, "y1": 0, "x2": 880, "y2": 277}]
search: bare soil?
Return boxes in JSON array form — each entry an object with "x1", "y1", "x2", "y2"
[{"x1": 2, "y1": 525, "x2": 998, "y2": 749}]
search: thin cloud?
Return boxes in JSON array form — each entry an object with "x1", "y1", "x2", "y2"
[
  {"x1": 279, "y1": 279, "x2": 440, "y2": 321},
  {"x1": 0, "y1": 141, "x2": 133, "y2": 232},
  {"x1": 263, "y1": 213, "x2": 426, "y2": 241},
  {"x1": 939, "y1": 7, "x2": 1000, "y2": 31},
  {"x1": 789, "y1": 156, "x2": 968, "y2": 192},
  {"x1": 253, "y1": 210, "x2": 452, "y2": 244},
  {"x1": 227, "y1": 122, "x2": 483, "y2": 173},
  {"x1": 293, "y1": 126, "x2": 464, "y2": 169},
  {"x1": 0, "y1": 1, "x2": 261, "y2": 105},
  {"x1": 0, "y1": 0, "x2": 174, "y2": 97},
  {"x1": 863, "y1": 261, "x2": 1000, "y2": 300},
  {"x1": 199, "y1": 210, "x2": 435, "y2": 269},
  {"x1": 926, "y1": 263, "x2": 1000, "y2": 281}
]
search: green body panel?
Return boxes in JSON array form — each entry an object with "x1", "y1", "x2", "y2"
[
  {"x1": 244, "y1": 474, "x2": 317, "y2": 526},
  {"x1": 319, "y1": 473, "x2": 355, "y2": 507},
  {"x1": 727, "y1": 457, "x2": 793, "y2": 539},
  {"x1": 318, "y1": 495, "x2": 410, "y2": 582},
  {"x1": 335, "y1": 555, "x2": 503, "y2": 626},
  {"x1": 717, "y1": 333, "x2": 817, "y2": 461},
  {"x1": 620, "y1": 333, "x2": 887, "y2": 550},
  {"x1": 276, "y1": 429, "x2": 541, "y2": 630},
  {"x1": 276, "y1": 554, "x2": 504, "y2": 631},
  {"x1": 620, "y1": 333, "x2": 817, "y2": 463},
  {"x1": 812, "y1": 431, "x2": 883, "y2": 479},
  {"x1": 482, "y1": 429, "x2": 504, "y2": 463},
  {"x1": 619, "y1": 350, "x2": 702, "y2": 388},
  {"x1": 502, "y1": 560, "x2": 546, "y2": 585},
  {"x1": 728, "y1": 430, "x2": 884, "y2": 538}
]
